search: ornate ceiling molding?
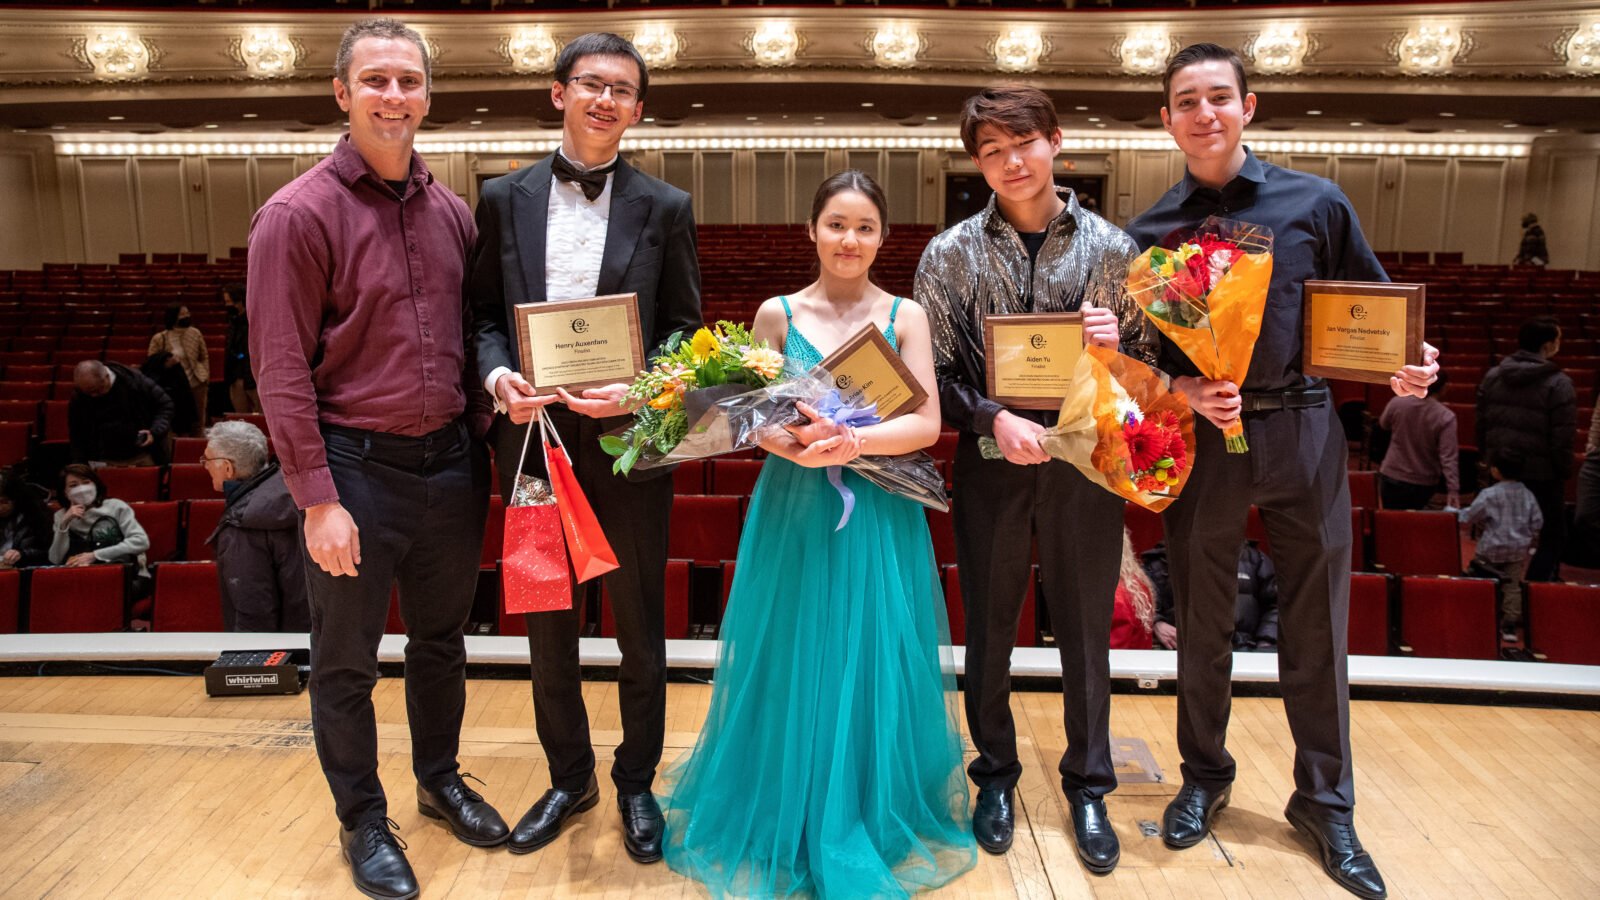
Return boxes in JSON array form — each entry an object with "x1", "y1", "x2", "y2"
[{"x1": 1, "y1": 4, "x2": 1595, "y2": 92}]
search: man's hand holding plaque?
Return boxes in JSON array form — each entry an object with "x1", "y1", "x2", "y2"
[{"x1": 513, "y1": 294, "x2": 647, "y2": 418}]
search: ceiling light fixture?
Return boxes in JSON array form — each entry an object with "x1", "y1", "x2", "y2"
[
  {"x1": 504, "y1": 26, "x2": 560, "y2": 73},
  {"x1": 748, "y1": 21, "x2": 801, "y2": 67},
  {"x1": 992, "y1": 26, "x2": 1045, "y2": 73},
  {"x1": 870, "y1": 23, "x2": 922, "y2": 68}
]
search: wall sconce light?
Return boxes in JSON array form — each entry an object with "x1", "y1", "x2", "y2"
[
  {"x1": 992, "y1": 26, "x2": 1045, "y2": 73},
  {"x1": 870, "y1": 23, "x2": 922, "y2": 68},
  {"x1": 747, "y1": 21, "x2": 801, "y2": 67},
  {"x1": 503, "y1": 26, "x2": 560, "y2": 73}
]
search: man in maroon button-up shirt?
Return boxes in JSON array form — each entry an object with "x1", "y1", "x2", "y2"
[{"x1": 247, "y1": 19, "x2": 505, "y2": 900}]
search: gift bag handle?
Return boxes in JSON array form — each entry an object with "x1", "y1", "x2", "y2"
[{"x1": 516, "y1": 407, "x2": 569, "y2": 480}]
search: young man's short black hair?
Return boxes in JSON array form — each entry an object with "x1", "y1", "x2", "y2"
[
  {"x1": 1517, "y1": 315, "x2": 1561, "y2": 353},
  {"x1": 1162, "y1": 42, "x2": 1249, "y2": 107},
  {"x1": 554, "y1": 32, "x2": 649, "y2": 102}
]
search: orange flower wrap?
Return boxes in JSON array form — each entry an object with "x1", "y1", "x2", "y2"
[
  {"x1": 1038, "y1": 345, "x2": 1197, "y2": 512},
  {"x1": 1125, "y1": 218, "x2": 1272, "y2": 452}
]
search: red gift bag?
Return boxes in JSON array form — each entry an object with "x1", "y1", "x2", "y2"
[
  {"x1": 541, "y1": 413, "x2": 621, "y2": 584},
  {"x1": 502, "y1": 419, "x2": 572, "y2": 614},
  {"x1": 502, "y1": 502, "x2": 572, "y2": 614}
]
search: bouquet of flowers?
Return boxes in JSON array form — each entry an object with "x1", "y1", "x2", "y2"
[
  {"x1": 1126, "y1": 216, "x2": 1273, "y2": 452},
  {"x1": 600, "y1": 322, "x2": 791, "y2": 474},
  {"x1": 1037, "y1": 345, "x2": 1195, "y2": 512}
]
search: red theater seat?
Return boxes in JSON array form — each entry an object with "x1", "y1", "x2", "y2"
[
  {"x1": 0, "y1": 382, "x2": 49, "y2": 402},
  {"x1": 167, "y1": 464, "x2": 220, "y2": 500},
  {"x1": 667, "y1": 495, "x2": 744, "y2": 564},
  {"x1": 603, "y1": 559, "x2": 691, "y2": 639},
  {"x1": 0, "y1": 569, "x2": 18, "y2": 633},
  {"x1": 1348, "y1": 573, "x2": 1390, "y2": 656},
  {"x1": 1124, "y1": 503, "x2": 1163, "y2": 555},
  {"x1": 28, "y1": 564, "x2": 127, "y2": 633},
  {"x1": 171, "y1": 436, "x2": 208, "y2": 464},
  {"x1": 1373, "y1": 510, "x2": 1460, "y2": 576},
  {"x1": 709, "y1": 459, "x2": 764, "y2": 496},
  {"x1": 130, "y1": 501, "x2": 181, "y2": 563},
  {"x1": 1527, "y1": 583, "x2": 1600, "y2": 665},
  {"x1": 1400, "y1": 576, "x2": 1497, "y2": 660},
  {"x1": 185, "y1": 499, "x2": 226, "y2": 560},
  {"x1": 1348, "y1": 470, "x2": 1378, "y2": 509},
  {"x1": 672, "y1": 459, "x2": 705, "y2": 495},
  {"x1": 0, "y1": 422, "x2": 28, "y2": 467},
  {"x1": 98, "y1": 465, "x2": 162, "y2": 502},
  {"x1": 152, "y1": 562, "x2": 224, "y2": 632}
]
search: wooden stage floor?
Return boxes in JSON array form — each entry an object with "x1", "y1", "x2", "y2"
[{"x1": 1, "y1": 675, "x2": 1596, "y2": 899}]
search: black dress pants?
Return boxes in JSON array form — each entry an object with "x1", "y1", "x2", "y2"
[
  {"x1": 304, "y1": 420, "x2": 490, "y2": 830},
  {"x1": 1160, "y1": 402, "x2": 1357, "y2": 822},
  {"x1": 953, "y1": 434, "x2": 1121, "y2": 797},
  {"x1": 492, "y1": 408, "x2": 671, "y2": 795}
]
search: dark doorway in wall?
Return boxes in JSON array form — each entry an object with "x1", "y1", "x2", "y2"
[{"x1": 943, "y1": 173, "x2": 1107, "y2": 229}]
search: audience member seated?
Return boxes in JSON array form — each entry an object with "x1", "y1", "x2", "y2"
[
  {"x1": 1376, "y1": 371, "x2": 1458, "y2": 510},
  {"x1": 203, "y1": 420, "x2": 309, "y2": 632},
  {"x1": 146, "y1": 301, "x2": 210, "y2": 435},
  {"x1": 1145, "y1": 539, "x2": 1279, "y2": 652},
  {"x1": 1460, "y1": 449, "x2": 1543, "y2": 643},
  {"x1": 220, "y1": 283, "x2": 261, "y2": 415},
  {"x1": 69, "y1": 359, "x2": 174, "y2": 467},
  {"x1": 1110, "y1": 526, "x2": 1155, "y2": 649},
  {"x1": 0, "y1": 467, "x2": 52, "y2": 569},
  {"x1": 1475, "y1": 316, "x2": 1575, "y2": 581},
  {"x1": 49, "y1": 463, "x2": 152, "y2": 628}
]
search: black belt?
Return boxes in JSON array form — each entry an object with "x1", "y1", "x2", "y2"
[{"x1": 1239, "y1": 387, "x2": 1329, "y2": 413}]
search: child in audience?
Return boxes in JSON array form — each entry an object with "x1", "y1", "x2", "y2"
[{"x1": 1459, "y1": 450, "x2": 1543, "y2": 642}]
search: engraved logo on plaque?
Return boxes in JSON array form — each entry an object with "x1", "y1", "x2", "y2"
[
  {"x1": 1030, "y1": 333, "x2": 1047, "y2": 349},
  {"x1": 836, "y1": 374, "x2": 854, "y2": 390},
  {"x1": 1348, "y1": 304, "x2": 1368, "y2": 321},
  {"x1": 571, "y1": 318, "x2": 590, "y2": 334}
]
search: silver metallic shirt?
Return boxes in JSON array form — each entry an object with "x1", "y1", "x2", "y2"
[{"x1": 915, "y1": 189, "x2": 1158, "y2": 436}]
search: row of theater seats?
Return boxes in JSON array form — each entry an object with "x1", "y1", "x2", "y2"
[{"x1": 6, "y1": 555, "x2": 1598, "y2": 666}]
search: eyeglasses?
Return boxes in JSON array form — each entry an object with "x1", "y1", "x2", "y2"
[
  {"x1": 565, "y1": 76, "x2": 640, "y2": 104},
  {"x1": 200, "y1": 455, "x2": 233, "y2": 465}
]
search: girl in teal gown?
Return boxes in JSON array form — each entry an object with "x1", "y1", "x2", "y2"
[{"x1": 661, "y1": 171, "x2": 976, "y2": 898}]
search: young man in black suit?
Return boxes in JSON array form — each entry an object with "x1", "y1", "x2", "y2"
[{"x1": 466, "y1": 32, "x2": 701, "y2": 865}]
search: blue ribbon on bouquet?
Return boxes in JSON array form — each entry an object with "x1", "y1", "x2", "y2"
[{"x1": 810, "y1": 390, "x2": 882, "y2": 531}]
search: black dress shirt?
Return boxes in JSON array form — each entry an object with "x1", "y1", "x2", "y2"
[{"x1": 1124, "y1": 148, "x2": 1388, "y2": 392}]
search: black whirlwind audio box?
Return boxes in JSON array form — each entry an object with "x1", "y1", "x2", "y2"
[{"x1": 204, "y1": 649, "x2": 309, "y2": 697}]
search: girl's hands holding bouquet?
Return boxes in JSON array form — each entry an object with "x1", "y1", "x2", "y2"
[
  {"x1": 791, "y1": 427, "x2": 866, "y2": 469},
  {"x1": 783, "y1": 401, "x2": 849, "y2": 447}
]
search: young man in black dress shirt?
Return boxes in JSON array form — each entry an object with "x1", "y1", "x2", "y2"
[{"x1": 1124, "y1": 43, "x2": 1439, "y2": 900}]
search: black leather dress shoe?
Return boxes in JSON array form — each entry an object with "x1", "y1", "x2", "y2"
[
  {"x1": 508, "y1": 776, "x2": 600, "y2": 854},
  {"x1": 972, "y1": 787, "x2": 1015, "y2": 854},
  {"x1": 1065, "y1": 789, "x2": 1120, "y2": 874},
  {"x1": 1285, "y1": 799, "x2": 1388, "y2": 900},
  {"x1": 617, "y1": 791, "x2": 665, "y2": 864},
  {"x1": 1162, "y1": 783, "x2": 1231, "y2": 849},
  {"x1": 339, "y1": 818, "x2": 418, "y2": 900},
  {"x1": 418, "y1": 772, "x2": 510, "y2": 847}
]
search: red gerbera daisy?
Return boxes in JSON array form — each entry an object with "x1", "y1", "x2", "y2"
[{"x1": 1123, "y1": 414, "x2": 1167, "y2": 474}]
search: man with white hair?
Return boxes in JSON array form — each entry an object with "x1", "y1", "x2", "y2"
[{"x1": 202, "y1": 419, "x2": 308, "y2": 632}]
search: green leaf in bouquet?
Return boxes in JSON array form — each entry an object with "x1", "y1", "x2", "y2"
[
  {"x1": 599, "y1": 433, "x2": 629, "y2": 457},
  {"x1": 614, "y1": 443, "x2": 642, "y2": 475},
  {"x1": 664, "y1": 331, "x2": 684, "y2": 353},
  {"x1": 700, "y1": 355, "x2": 726, "y2": 387}
]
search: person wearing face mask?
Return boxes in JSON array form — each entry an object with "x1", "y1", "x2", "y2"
[
  {"x1": 148, "y1": 302, "x2": 211, "y2": 434},
  {"x1": 49, "y1": 464, "x2": 152, "y2": 626},
  {"x1": 201, "y1": 420, "x2": 308, "y2": 632}
]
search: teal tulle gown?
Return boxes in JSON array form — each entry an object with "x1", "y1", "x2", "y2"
[{"x1": 662, "y1": 297, "x2": 977, "y2": 898}]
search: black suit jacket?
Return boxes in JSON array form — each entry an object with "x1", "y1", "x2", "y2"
[
  {"x1": 467, "y1": 155, "x2": 707, "y2": 385},
  {"x1": 467, "y1": 154, "x2": 701, "y2": 384}
]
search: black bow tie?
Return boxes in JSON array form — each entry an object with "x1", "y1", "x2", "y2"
[{"x1": 551, "y1": 154, "x2": 616, "y2": 202}]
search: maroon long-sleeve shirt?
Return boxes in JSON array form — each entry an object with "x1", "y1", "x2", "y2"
[{"x1": 247, "y1": 136, "x2": 477, "y2": 509}]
